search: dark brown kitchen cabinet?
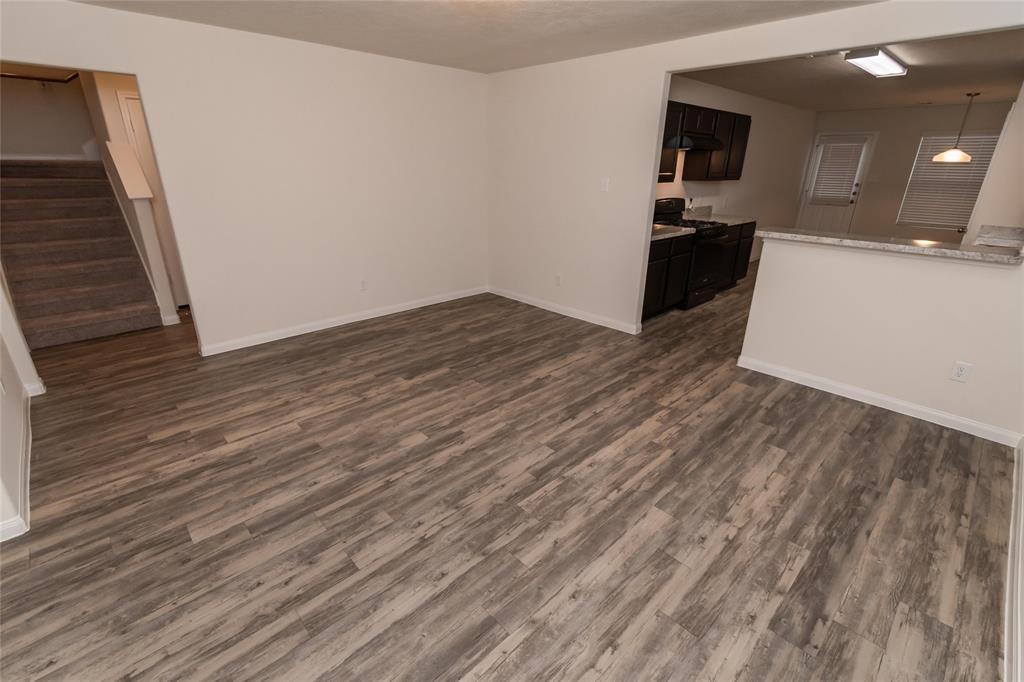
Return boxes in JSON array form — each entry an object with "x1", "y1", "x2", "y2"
[
  {"x1": 658, "y1": 149, "x2": 677, "y2": 183},
  {"x1": 708, "y1": 112, "x2": 735, "y2": 179},
  {"x1": 734, "y1": 235, "x2": 754, "y2": 281},
  {"x1": 643, "y1": 234, "x2": 693, "y2": 319},
  {"x1": 682, "y1": 106, "x2": 716, "y2": 135},
  {"x1": 642, "y1": 259, "x2": 668, "y2": 319},
  {"x1": 663, "y1": 101, "x2": 684, "y2": 147},
  {"x1": 658, "y1": 102, "x2": 685, "y2": 182},
  {"x1": 726, "y1": 116, "x2": 751, "y2": 179}
]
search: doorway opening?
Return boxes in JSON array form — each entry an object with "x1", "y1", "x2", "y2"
[
  {"x1": 1, "y1": 61, "x2": 195, "y2": 353},
  {"x1": 639, "y1": 27, "x2": 1023, "y2": 331}
]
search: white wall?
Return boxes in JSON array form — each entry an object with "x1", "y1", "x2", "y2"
[
  {"x1": 80, "y1": 71, "x2": 190, "y2": 306},
  {"x1": 965, "y1": 82, "x2": 1024, "y2": 245},
  {"x1": 740, "y1": 239, "x2": 1022, "y2": 444},
  {"x1": 814, "y1": 101, "x2": 1013, "y2": 243},
  {"x1": 657, "y1": 76, "x2": 817, "y2": 259},
  {"x1": 1, "y1": 0, "x2": 489, "y2": 354},
  {"x1": 487, "y1": 1, "x2": 1024, "y2": 334},
  {"x1": 0, "y1": 75, "x2": 97, "y2": 159}
]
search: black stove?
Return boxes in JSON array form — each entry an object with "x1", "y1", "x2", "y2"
[
  {"x1": 652, "y1": 197, "x2": 726, "y2": 235},
  {"x1": 654, "y1": 216, "x2": 728, "y2": 230}
]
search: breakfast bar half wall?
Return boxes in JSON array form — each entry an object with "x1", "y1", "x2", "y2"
[{"x1": 739, "y1": 228, "x2": 1023, "y2": 446}]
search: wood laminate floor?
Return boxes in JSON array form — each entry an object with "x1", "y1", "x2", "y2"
[{"x1": 0, "y1": 270, "x2": 1013, "y2": 681}]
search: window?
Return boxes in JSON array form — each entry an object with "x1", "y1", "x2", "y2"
[
  {"x1": 808, "y1": 134, "x2": 870, "y2": 206},
  {"x1": 897, "y1": 133, "x2": 998, "y2": 229}
]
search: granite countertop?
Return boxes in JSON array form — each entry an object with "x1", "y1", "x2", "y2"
[
  {"x1": 757, "y1": 227, "x2": 1023, "y2": 265},
  {"x1": 651, "y1": 225, "x2": 696, "y2": 241}
]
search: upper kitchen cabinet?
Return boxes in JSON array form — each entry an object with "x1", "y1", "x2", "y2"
[
  {"x1": 658, "y1": 100, "x2": 751, "y2": 183},
  {"x1": 682, "y1": 105, "x2": 717, "y2": 136},
  {"x1": 658, "y1": 101, "x2": 685, "y2": 182},
  {"x1": 653, "y1": 100, "x2": 751, "y2": 182}
]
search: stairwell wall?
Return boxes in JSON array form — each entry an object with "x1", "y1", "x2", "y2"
[{"x1": 1, "y1": 0, "x2": 489, "y2": 354}]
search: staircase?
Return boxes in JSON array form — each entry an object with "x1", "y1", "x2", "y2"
[{"x1": 1, "y1": 160, "x2": 163, "y2": 349}]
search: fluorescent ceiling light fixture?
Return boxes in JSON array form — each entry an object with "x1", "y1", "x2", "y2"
[
  {"x1": 932, "y1": 93, "x2": 980, "y2": 163},
  {"x1": 844, "y1": 48, "x2": 907, "y2": 77}
]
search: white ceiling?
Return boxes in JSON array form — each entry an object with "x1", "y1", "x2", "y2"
[
  {"x1": 80, "y1": 0, "x2": 872, "y2": 73},
  {"x1": 683, "y1": 28, "x2": 1024, "y2": 111}
]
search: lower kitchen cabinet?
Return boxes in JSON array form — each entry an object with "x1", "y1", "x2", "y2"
[
  {"x1": 663, "y1": 253, "x2": 691, "y2": 308},
  {"x1": 735, "y1": 236, "x2": 754, "y2": 281},
  {"x1": 643, "y1": 234, "x2": 693, "y2": 320},
  {"x1": 642, "y1": 258, "x2": 668, "y2": 319}
]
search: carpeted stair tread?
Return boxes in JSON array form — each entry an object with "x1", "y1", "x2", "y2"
[
  {"x1": 20, "y1": 305, "x2": 164, "y2": 349},
  {"x1": 21, "y1": 302, "x2": 160, "y2": 333},
  {"x1": 12, "y1": 281, "x2": 156, "y2": 319},
  {"x1": 1, "y1": 177, "x2": 115, "y2": 199},
  {"x1": 2, "y1": 216, "x2": 125, "y2": 242},
  {"x1": 1, "y1": 160, "x2": 107, "y2": 179},
  {"x1": 2, "y1": 236, "x2": 136, "y2": 265},
  {"x1": 4, "y1": 255, "x2": 144, "y2": 281},
  {"x1": 2, "y1": 196, "x2": 121, "y2": 221}
]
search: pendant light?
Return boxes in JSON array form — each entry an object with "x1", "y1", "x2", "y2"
[{"x1": 933, "y1": 93, "x2": 980, "y2": 163}]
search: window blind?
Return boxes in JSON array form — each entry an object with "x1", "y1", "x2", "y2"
[
  {"x1": 897, "y1": 133, "x2": 998, "y2": 229},
  {"x1": 809, "y1": 135, "x2": 868, "y2": 206}
]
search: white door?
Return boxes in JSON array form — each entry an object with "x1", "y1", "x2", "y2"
[
  {"x1": 119, "y1": 93, "x2": 190, "y2": 306},
  {"x1": 796, "y1": 133, "x2": 876, "y2": 233}
]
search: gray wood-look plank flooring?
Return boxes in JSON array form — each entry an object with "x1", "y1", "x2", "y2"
[{"x1": 0, "y1": 268, "x2": 1012, "y2": 681}]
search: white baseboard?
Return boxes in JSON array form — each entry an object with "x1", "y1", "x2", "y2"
[
  {"x1": 25, "y1": 380, "x2": 46, "y2": 396},
  {"x1": 0, "y1": 516, "x2": 28, "y2": 543},
  {"x1": 161, "y1": 313, "x2": 181, "y2": 326},
  {"x1": 1007, "y1": 438, "x2": 1024, "y2": 682},
  {"x1": 488, "y1": 287, "x2": 640, "y2": 335},
  {"x1": 737, "y1": 355, "x2": 1022, "y2": 447},
  {"x1": 200, "y1": 286, "x2": 489, "y2": 356}
]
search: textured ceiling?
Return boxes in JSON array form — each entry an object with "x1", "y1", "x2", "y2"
[
  {"x1": 683, "y1": 28, "x2": 1024, "y2": 111},
  {"x1": 80, "y1": 0, "x2": 872, "y2": 73}
]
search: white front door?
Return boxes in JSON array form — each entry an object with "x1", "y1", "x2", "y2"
[{"x1": 796, "y1": 133, "x2": 876, "y2": 233}]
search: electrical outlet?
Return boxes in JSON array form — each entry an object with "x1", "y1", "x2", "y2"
[
  {"x1": 950, "y1": 361, "x2": 973, "y2": 383},
  {"x1": 600, "y1": 177, "x2": 610, "y2": 193},
  {"x1": 359, "y1": 279, "x2": 368, "y2": 292},
  {"x1": 555, "y1": 274, "x2": 562, "y2": 287}
]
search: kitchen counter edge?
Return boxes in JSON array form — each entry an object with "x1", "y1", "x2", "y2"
[{"x1": 756, "y1": 228, "x2": 1023, "y2": 265}]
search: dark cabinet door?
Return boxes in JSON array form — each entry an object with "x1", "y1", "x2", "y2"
[
  {"x1": 642, "y1": 258, "x2": 669, "y2": 319},
  {"x1": 708, "y1": 112, "x2": 735, "y2": 179},
  {"x1": 726, "y1": 116, "x2": 751, "y2": 179},
  {"x1": 718, "y1": 239, "x2": 740, "y2": 289},
  {"x1": 734, "y1": 236, "x2": 754, "y2": 281},
  {"x1": 681, "y1": 150, "x2": 711, "y2": 181},
  {"x1": 658, "y1": 148, "x2": 677, "y2": 183},
  {"x1": 663, "y1": 101, "x2": 683, "y2": 148},
  {"x1": 663, "y1": 253, "x2": 691, "y2": 308},
  {"x1": 682, "y1": 106, "x2": 716, "y2": 135}
]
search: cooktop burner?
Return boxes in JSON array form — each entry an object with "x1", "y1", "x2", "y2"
[{"x1": 653, "y1": 216, "x2": 727, "y2": 229}]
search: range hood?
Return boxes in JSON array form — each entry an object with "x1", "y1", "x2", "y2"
[{"x1": 666, "y1": 133, "x2": 724, "y2": 151}]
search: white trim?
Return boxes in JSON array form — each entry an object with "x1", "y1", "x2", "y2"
[
  {"x1": 0, "y1": 153, "x2": 89, "y2": 160},
  {"x1": 488, "y1": 287, "x2": 640, "y2": 335},
  {"x1": 0, "y1": 516, "x2": 28, "y2": 543},
  {"x1": 200, "y1": 287, "x2": 489, "y2": 356},
  {"x1": 161, "y1": 313, "x2": 181, "y2": 326},
  {"x1": 737, "y1": 355, "x2": 1022, "y2": 447},
  {"x1": 1, "y1": 393, "x2": 33, "y2": 543},
  {"x1": 25, "y1": 380, "x2": 45, "y2": 397},
  {"x1": 1007, "y1": 437, "x2": 1024, "y2": 682}
]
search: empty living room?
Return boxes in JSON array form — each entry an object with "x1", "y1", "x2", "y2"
[{"x1": 1, "y1": 1, "x2": 1022, "y2": 680}]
